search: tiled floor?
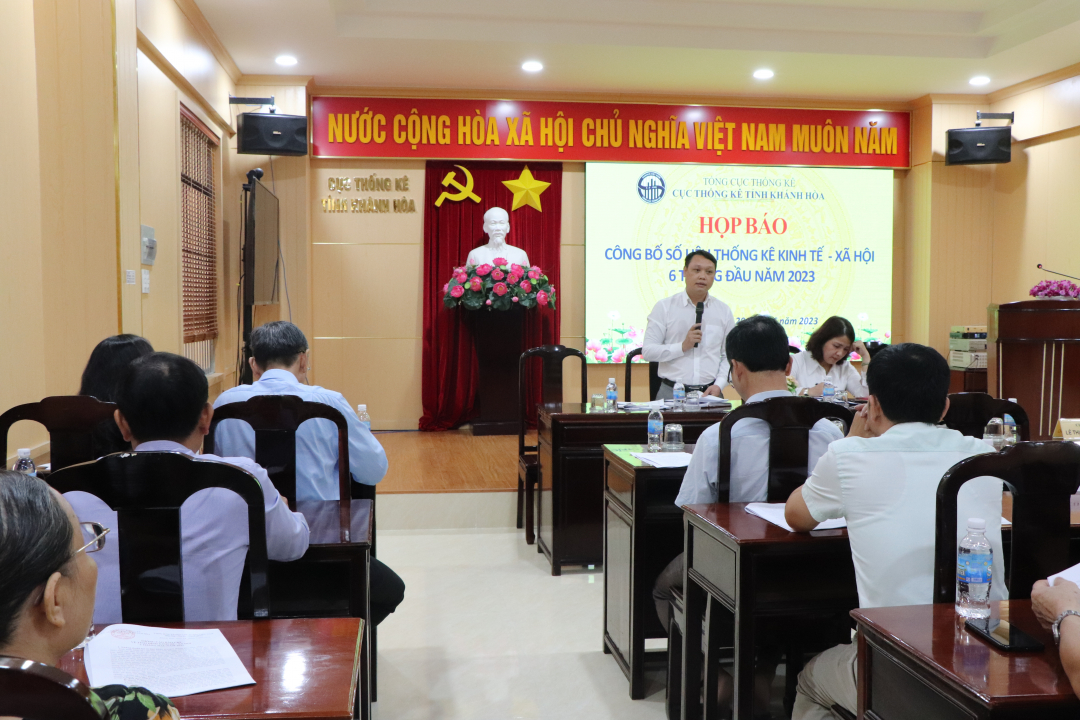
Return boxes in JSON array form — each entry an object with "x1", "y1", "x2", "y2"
[{"x1": 373, "y1": 527, "x2": 668, "y2": 719}]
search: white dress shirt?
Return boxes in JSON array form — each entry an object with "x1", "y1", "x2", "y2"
[
  {"x1": 212, "y1": 369, "x2": 388, "y2": 501},
  {"x1": 790, "y1": 349, "x2": 869, "y2": 398},
  {"x1": 800, "y1": 422, "x2": 1004, "y2": 610},
  {"x1": 675, "y1": 390, "x2": 845, "y2": 506},
  {"x1": 642, "y1": 292, "x2": 735, "y2": 388},
  {"x1": 65, "y1": 440, "x2": 310, "y2": 623}
]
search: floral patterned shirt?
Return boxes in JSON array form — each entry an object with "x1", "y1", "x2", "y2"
[{"x1": 89, "y1": 685, "x2": 179, "y2": 720}]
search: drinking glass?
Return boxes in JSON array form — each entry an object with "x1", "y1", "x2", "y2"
[
  {"x1": 662, "y1": 423, "x2": 685, "y2": 452},
  {"x1": 685, "y1": 390, "x2": 703, "y2": 410},
  {"x1": 590, "y1": 394, "x2": 605, "y2": 412}
]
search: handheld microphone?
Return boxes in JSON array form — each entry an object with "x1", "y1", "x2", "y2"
[
  {"x1": 694, "y1": 301, "x2": 704, "y2": 348},
  {"x1": 1037, "y1": 264, "x2": 1080, "y2": 282}
]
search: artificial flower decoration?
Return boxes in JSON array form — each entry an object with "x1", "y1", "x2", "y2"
[
  {"x1": 1030, "y1": 279, "x2": 1080, "y2": 297},
  {"x1": 444, "y1": 260, "x2": 557, "y2": 311}
]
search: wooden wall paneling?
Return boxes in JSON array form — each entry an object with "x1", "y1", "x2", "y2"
[
  {"x1": 135, "y1": 0, "x2": 236, "y2": 124},
  {"x1": 0, "y1": 0, "x2": 49, "y2": 460},
  {"x1": 891, "y1": 171, "x2": 908, "y2": 343},
  {"x1": 35, "y1": 0, "x2": 121, "y2": 397},
  {"x1": 905, "y1": 163, "x2": 932, "y2": 345},
  {"x1": 117, "y1": 0, "x2": 143, "y2": 335},
  {"x1": 136, "y1": 52, "x2": 184, "y2": 353},
  {"x1": 312, "y1": 338, "x2": 423, "y2": 430},
  {"x1": 928, "y1": 162, "x2": 995, "y2": 358}
]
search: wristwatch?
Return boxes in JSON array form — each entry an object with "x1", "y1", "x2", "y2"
[{"x1": 1052, "y1": 609, "x2": 1080, "y2": 645}]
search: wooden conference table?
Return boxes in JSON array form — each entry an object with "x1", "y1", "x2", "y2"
[
  {"x1": 536, "y1": 402, "x2": 727, "y2": 575},
  {"x1": 854, "y1": 601, "x2": 1080, "y2": 719},
  {"x1": 603, "y1": 443, "x2": 692, "y2": 699},
  {"x1": 268, "y1": 498, "x2": 373, "y2": 720},
  {"x1": 60, "y1": 617, "x2": 364, "y2": 720},
  {"x1": 681, "y1": 502, "x2": 859, "y2": 720}
]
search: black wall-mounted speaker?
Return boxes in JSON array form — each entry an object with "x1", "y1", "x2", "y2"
[
  {"x1": 236, "y1": 112, "x2": 308, "y2": 156},
  {"x1": 945, "y1": 126, "x2": 1011, "y2": 165}
]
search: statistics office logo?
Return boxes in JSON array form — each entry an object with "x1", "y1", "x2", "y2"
[{"x1": 637, "y1": 172, "x2": 666, "y2": 204}]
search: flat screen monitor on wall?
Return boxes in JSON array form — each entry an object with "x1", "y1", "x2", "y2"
[
  {"x1": 583, "y1": 162, "x2": 894, "y2": 364},
  {"x1": 245, "y1": 178, "x2": 280, "y2": 305}
]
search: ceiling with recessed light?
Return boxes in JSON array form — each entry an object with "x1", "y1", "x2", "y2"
[{"x1": 193, "y1": 0, "x2": 1080, "y2": 101}]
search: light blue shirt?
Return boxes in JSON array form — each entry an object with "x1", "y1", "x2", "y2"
[
  {"x1": 675, "y1": 389, "x2": 845, "y2": 506},
  {"x1": 211, "y1": 369, "x2": 388, "y2": 501}
]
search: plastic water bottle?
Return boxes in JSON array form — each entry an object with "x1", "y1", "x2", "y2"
[
  {"x1": 672, "y1": 382, "x2": 686, "y2": 411},
  {"x1": 647, "y1": 409, "x2": 663, "y2": 451},
  {"x1": 1002, "y1": 414, "x2": 1017, "y2": 446},
  {"x1": 956, "y1": 517, "x2": 993, "y2": 619},
  {"x1": 356, "y1": 404, "x2": 371, "y2": 430},
  {"x1": 604, "y1": 378, "x2": 618, "y2": 413},
  {"x1": 12, "y1": 449, "x2": 36, "y2": 476},
  {"x1": 983, "y1": 417, "x2": 1004, "y2": 450},
  {"x1": 821, "y1": 380, "x2": 836, "y2": 403}
]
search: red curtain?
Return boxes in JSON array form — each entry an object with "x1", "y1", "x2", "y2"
[{"x1": 420, "y1": 161, "x2": 562, "y2": 431}]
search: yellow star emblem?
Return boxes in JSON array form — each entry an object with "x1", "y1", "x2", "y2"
[{"x1": 502, "y1": 166, "x2": 551, "y2": 212}]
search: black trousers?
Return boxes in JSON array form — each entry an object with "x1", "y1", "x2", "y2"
[{"x1": 370, "y1": 557, "x2": 405, "y2": 625}]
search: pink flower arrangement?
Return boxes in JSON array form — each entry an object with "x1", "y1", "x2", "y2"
[
  {"x1": 493, "y1": 257, "x2": 508, "y2": 266},
  {"x1": 443, "y1": 263, "x2": 557, "y2": 311},
  {"x1": 1030, "y1": 279, "x2": 1080, "y2": 298}
]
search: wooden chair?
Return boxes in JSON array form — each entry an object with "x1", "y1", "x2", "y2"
[
  {"x1": 668, "y1": 395, "x2": 855, "y2": 717},
  {"x1": 942, "y1": 392, "x2": 1030, "y2": 441},
  {"x1": 0, "y1": 656, "x2": 104, "y2": 720},
  {"x1": 518, "y1": 345, "x2": 588, "y2": 544},
  {"x1": 203, "y1": 394, "x2": 378, "y2": 702},
  {"x1": 0, "y1": 396, "x2": 118, "y2": 472},
  {"x1": 205, "y1": 395, "x2": 352, "y2": 508},
  {"x1": 47, "y1": 451, "x2": 270, "y2": 621},
  {"x1": 718, "y1": 395, "x2": 854, "y2": 503},
  {"x1": 623, "y1": 347, "x2": 662, "y2": 402},
  {"x1": 934, "y1": 441, "x2": 1080, "y2": 603}
]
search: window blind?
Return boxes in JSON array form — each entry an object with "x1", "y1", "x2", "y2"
[{"x1": 181, "y1": 109, "x2": 219, "y2": 344}]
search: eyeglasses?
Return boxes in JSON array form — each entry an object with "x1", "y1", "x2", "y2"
[{"x1": 75, "y1": 522, "x2": 110, "y2": 555}]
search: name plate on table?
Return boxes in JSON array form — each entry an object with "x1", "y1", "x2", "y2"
[{"x1": 1052, "y1": 418, "x2": 1080, "y2": 441}]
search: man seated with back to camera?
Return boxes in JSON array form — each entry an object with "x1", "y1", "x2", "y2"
[
  {"x1": 652, "y1": 315, "x2": 845, "y2": 715},
  {"x1": 784, "y1": 343, "x2": 1005, "y2": 720},
  {"x1": 212, "y1": 321, "x2": 404, "y2": 625},
  {"x1": 65, "y1": 352, "x2": 311, "y2": 623}
]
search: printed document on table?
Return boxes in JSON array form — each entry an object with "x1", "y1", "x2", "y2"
[
  {"x1": 630, "y1": 452, "x2": 693, "y2": 468},
  {"x1": 1049, "y1": 561, "x2": 1080, "y2": 588},
  {"x1": 85, "y1": 624, "x2": 255, "y2": 697},
  {"x1": 745, "y1": 502, "x2": 848, "y2": 532}
]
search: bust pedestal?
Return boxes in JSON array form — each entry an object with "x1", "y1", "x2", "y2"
[{"x1": 469, "y1": 306, "x2": 526, "y2": 436}]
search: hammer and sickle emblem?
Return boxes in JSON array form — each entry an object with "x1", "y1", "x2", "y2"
[{"x1": 434, "y1": 165, "x2": 482, "y2": 207}]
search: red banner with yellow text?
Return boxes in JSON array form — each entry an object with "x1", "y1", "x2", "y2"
[{"x1": 311, "y1": 97, "x2": 909, "y2": 168}]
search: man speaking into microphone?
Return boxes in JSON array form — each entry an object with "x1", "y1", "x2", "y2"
[{"x1": 642, "y1": 250, "x2": 735, "y2": 400}]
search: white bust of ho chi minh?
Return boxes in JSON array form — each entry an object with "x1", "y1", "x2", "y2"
[{"x1": 467, "y1": 207, "x2": 530, "y2": 268}]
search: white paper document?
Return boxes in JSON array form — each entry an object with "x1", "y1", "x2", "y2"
[
  {"x1": 1049, "y1": 561, "x2": 1080, "y2": 588},
  {"x1": 744, "y1": 502, "x2": 848, "y2": 532},
  {"x1": 85, "y1": 624, "x2": 255, "y2": 697},
  {"x1": 617, "y1": 400, "x2": 669, "y2": 411},
  {"x1": 631, "y1": 452, "x2": 693, "y2": 468}
]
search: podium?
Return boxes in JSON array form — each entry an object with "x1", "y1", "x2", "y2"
[
  {"x1": 989, "y1": 299, "x2": 1080, "y2": 440},
  {"x1": 469, "y1": 306, "x2": 526, "y2": 436}
]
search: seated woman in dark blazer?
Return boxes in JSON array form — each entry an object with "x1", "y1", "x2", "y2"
[
  {"x1": 0, "y1": 471, "x2": 177, "y2": 719},
  {"x1": 79, "y1": 335, "x2": 153, "y2": 458}
]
